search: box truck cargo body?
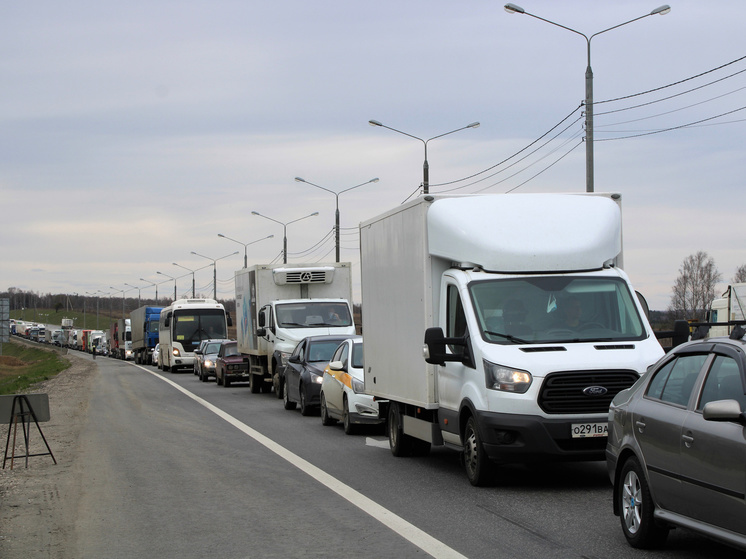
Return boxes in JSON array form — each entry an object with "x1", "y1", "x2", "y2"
[
  {"x1": 360, "y1": 193, "x2": 664, "y2": 485},
  {"x1": 235, "y1": 263, "x2": 355, "y2": 395},
  {"x1": 130, "y1": 306, "x2": 163, "y2": 364},
  {"x1": 158, "y1": 299, "x2": 231, "y2": 373}
]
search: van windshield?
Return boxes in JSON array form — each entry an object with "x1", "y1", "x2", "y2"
[
  {"x1": 275, "y1": 302, "x2": 352, "y2": 328},
  {"x1": 469, "y1": 276, "x2": 647, "y2": 344}
]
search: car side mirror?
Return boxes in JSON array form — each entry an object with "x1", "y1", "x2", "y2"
[
  {"x1": 703, "y1": 399, "x2": 746, "y2": 424},
  {"x1": 288, "y1": 354, "x2": 301, "y2": 364},
  {"x1": 194, "y1": 350, "x2": 202, "y2": 355},
  {"x1": 329, "y1": 360, "x2": 345, "y2": 372}
]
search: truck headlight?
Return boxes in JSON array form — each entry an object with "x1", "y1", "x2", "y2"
[
  {"x1": 172, "y1": 348, "x2": 181, "y2": 357},
  {"x1": 484, "y1": 360, "x2": 532, "y2": 394}
]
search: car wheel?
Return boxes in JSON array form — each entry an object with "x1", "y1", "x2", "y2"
[
  {"x1": 463, "y1": 416, "x2": 491, "y2": 487},
  {"x1": 273, "y1": 364, "x2": 284, "y2": 399},
  {"x1": 619, "y1": 457, "x2": 669, "y2": 549},
  {"x1": 321, "y1": 394, "x2": 336, "y2": 426},
  {"x1": 224, "y1": 374, "x2": 231, "y2": 388},
  {"x1": 343, "y1": 398, "x2": 356, "y2": 435},
  {"x1": 300, "y1": 385, "x2": 313, "y2": 416},
  {"x1": 283, "y1": 382, "x2": 296, "y2": 410},
  {"x1": 216, "y1": 370, "x2": 223, "y2": 386}
]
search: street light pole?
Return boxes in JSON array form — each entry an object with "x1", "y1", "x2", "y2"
[
  {"x1": 368, "y1": 120, "x2": 479, "y2": 194},
  {"x1": 504, "y1": 3, "x2": 671, "y2": 193},
  {"x1": 172, "y1": 262, "x2": 197, "y2": 298},
  {"x1": 191, "y1": 251, "x2": 239, "y2": 300},
  {"x1": 294, "y1": 177, "x2": 379, "y2": 262},
  {"x1": 251, "y1": 211, "x2": 319, "y2": 264},
  {"x1": 157, "y1": 271, "x2": 177, "y2": 301},
  {"x1": 139, "y1": 278, "x2": 158, "y2": 304},
  {"x1": 124, "y1": 283, "x2": 142, "y2": 308},
  {"x1": 217, "y1": 233, "x2": 274, "y2": 268}
]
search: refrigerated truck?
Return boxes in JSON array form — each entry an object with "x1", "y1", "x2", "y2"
[
  {"x1": 158, "y1": 299, "x2": 231, "y2": 373},
  {"x1": 360, "y1": 193, "x2": 665, "y2": 485},
  {"x1": 235, "y1": 263, "x2": 355, "y2": 395}
]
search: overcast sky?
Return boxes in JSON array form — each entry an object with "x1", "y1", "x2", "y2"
[{"x1": 2, "y1": 0, "x2": 744, "y2": 311}]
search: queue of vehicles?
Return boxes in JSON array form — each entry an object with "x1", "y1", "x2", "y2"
[{"x1": 7, "y1": 192, "x2": 745, "y2": 552}]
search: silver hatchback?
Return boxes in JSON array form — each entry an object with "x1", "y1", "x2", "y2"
[{"x1": 606, "y1": 334, "x2": 746, "y2": 550}]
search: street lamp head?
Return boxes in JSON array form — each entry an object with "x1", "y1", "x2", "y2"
[
  {"x1": 311, "y1": 212, "x2": 319, "y2": 217},
  {"x1": 251, "y1": 211, "x2": 260, "y2": 216},
  {"x1": 217, "y1": 233, "x2": 225, "y2": 238},
  {"x1": 294, "y1": 177, "x2": 306, "y2": 183},
  {"x1": 467, "y1": 122, "x2": 480, "y2": 129},
  {"x1": 504, "y1": 3, "x2": 525, "y2": 14},
  {"x1": 651, "y1": 4, "x2": 671, "y2": 15},
  {"x1": 368, "y1": 119, "x2": 383, "y2": 127}
]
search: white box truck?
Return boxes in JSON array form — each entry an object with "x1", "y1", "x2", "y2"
[
  {"x1": 707, "y1": 283, "x2": 746, "y2": 337},
  {"x1": 158, "y1": 299, "x2": 232, "y2": 373},
  {"x1": 360, "y1": 193, "x2": 665, "y2": 485},
  {"x1": 235, "y1": 263, "x2": 356, "y2": 395}
]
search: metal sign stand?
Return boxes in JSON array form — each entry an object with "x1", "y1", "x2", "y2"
[{"x1": 2, "y1": 395, "x2": 56, "y2": 469}]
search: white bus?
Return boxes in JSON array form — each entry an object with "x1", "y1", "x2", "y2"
[{"x1": 158, "y1": 299, "x2": 232, "y2": 372}]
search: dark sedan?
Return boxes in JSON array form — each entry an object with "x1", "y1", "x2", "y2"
[
  {"x1": 606, "y1": 333, "x2": 746, "y2": 551},
  {"x1": 215, "y1": 341, "x2": 249, "y2": 387},
  {"x1": 283, "y1": 335, "x2": 352, "y2": 416}
]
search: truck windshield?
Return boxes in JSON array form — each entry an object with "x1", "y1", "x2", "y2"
[
  {"x1": 275, "y1": 302, "x2": 352, "y2": 328},
  {"x1": 469, "y1": 276, "x2": 647, "y2": 344},
  {"x1": 173, "y1": 309, "x2": 227, "y2": 351}
]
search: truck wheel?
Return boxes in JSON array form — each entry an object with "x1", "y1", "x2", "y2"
[
  {"x1": 463, "y1": 416, "x2": 492, "y2": 487},
  {"x1": 283, "y1": 384, "x2": 296, "y2": 410},
  {"x1": 619, "y1": 457, "x2": 669, "y2": 548},
  {"x1": 320, "y1": 394, "x2": 337, "y2": 426},
  {"x1": 250, "y1": 373, "x2": 261, "y2": 394},
  {"x1": 388, "y1": 404, "x2": 413, "y2": 457}
]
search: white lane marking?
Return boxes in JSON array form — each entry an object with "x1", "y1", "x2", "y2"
[{"x1": 140, "y1": 366, "x2": 466, "y2": 559}]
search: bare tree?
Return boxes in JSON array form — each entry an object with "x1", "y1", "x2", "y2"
[
  {"x1": 668, "y1": 251, "x2": 722, "y2": 321},
  {"x1": 733, "y1": 264, "x2": 746, "y2": 284}
]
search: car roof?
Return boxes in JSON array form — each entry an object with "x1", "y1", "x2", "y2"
[
  {"x1": 673, "y1": 336, "x2": 746, "y2": 354},
  {"x1": 305, "y1": 334, "x2": 361, "y2": 343}
]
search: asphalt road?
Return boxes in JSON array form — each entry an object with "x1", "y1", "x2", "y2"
[{"x1": 73, "y1": 356, "x2": 743, "y2": 559}]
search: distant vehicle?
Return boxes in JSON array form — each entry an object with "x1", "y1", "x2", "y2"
[
  {"x1": 707, "y1": 283, "x2": 746, "y2": 337},
  {"x1": 283, "y1": 335, "x2": 352, "y2": 416},
  {"x1": 130, "y1": 306, "x2": 163, "y2": 365},
  {"x1": 110, "y1": 319, "x2": 133, "y2": 360},
  {"x1": 158, "y1": 299, "x2": 232, "y2": 373},
  {"x1": 215, "y1": 341, "x2": 248, "y2": 387},
  {"x1": 194, "y1": 339, "x2": 229, "y2": 382},
  {"x1": 607, "y1": 334, "x2": 746, "y2": 551},
  {"x1": 153, "y1": 343, "x2": 161, "y2": 368},
  {"x1": 320, "y1": 336, "x2": 382, "y2": 434}
]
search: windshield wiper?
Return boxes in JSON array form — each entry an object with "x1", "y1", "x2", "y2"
[{"x1": 484, "y1": 330, "x2": 532, "y2": 345}]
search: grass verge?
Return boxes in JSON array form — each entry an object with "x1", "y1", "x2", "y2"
[{"x1": 0, "y1": 340, "x2": 71, "y2": 395}]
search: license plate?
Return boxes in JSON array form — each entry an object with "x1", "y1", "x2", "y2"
[{"x1": 571, "y1": 422, "x2": 608, "y2": 438}]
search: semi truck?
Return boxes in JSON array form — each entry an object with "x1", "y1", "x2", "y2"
[
  {"x1": 158, "y1": 299, "x2": 232, "y2": 373},
  {"x1": 110, "y1": 319, "x2": 133, "y2": 360},
  {"x1": 130, "y1": 306, "x2": 163, "y2": 364},
  {"x1": 360, "y1": 193, "x2": 665, "y2": 485},
  {"x1": 235, "y1": 263, "x2": 356, "y2": 395}
]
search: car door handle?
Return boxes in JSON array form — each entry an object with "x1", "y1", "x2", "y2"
[
  {"x1": 635, "y1": 420, "x2": 646, "y2": 433},
  {"x1": 682, "y1": 432, "x2": 694, "y2": 448}
]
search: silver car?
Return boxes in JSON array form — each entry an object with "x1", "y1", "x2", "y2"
[{"x1": 606, "y1": 334, "x2": 746, "y2": 551}]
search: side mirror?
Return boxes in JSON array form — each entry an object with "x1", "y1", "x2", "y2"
[
  {"x1": 164, "y1": 313, "x2": 171, "y2": 328},
  {"x1": 194, "y1": 350, "x2": 203, "y2": 355},
  {"x1": 423, "y1": 327, "x2": 470, "y2": 366},
  {"x1": 258, "y1": 311, "x2": 266, "y2": 328},
  {"x1": 288, "y1": 354, "x2": 301, "y2": 364},
  {"x1": 703, "y1": 399, "x2": 746, "y2": 424},
  {"x1": 672, "y1": 319, "x2": 691, "y2": 348},
  {"x1": 226, "y1": 312, "x2": 233, "y2": 327},
  {"x1": 256, "y1": 328, "x2": 266, "y2": 337},
  {"x1": 329, "y1": 360, "x2": 345, "y2": 372}
]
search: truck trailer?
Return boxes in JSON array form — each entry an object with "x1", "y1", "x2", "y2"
[
  {"x1": 360, "y1": 193, "x2": 664, "y2": 485},
  {"x1": 110, "y1": 319, "x2": 133, "y2": 360},
  {"x1": 130, "y1": 306, "x2": 163, "y2": 364},
  {"x1": 235, "y1": 263, "x2": 356, "y2": 395}
]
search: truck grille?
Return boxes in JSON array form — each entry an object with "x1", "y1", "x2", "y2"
[{"x1": 538, "y1": 370, "x2": 638, "y2": 414}]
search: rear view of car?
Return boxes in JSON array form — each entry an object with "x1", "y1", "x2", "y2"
[{"x1": 606, "y1": 335, "x2": 746, "y2": 551}]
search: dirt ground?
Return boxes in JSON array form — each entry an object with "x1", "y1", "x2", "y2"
[{"x1": 0, "y1": 350, "x2": 97, "y2": 558}]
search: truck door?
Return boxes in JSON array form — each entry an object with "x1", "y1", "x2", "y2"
[{"x1": 437, "y1": 282, "x2": 473, "y2": 415}]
